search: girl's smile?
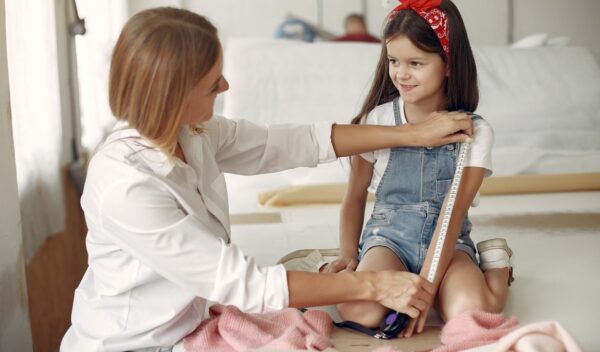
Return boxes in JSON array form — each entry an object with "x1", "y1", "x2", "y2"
[{"x1": 399, "y1": 84, "x2": 417, "y2": 93}]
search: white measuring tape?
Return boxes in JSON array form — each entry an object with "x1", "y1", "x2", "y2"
[{"x1": 426, "y1": 141, "x2": 471, "y2": 283}]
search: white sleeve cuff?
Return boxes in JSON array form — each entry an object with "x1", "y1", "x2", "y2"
[
  {"x1": 262, "y1": 264, "x2": 289, "y2": 312},
  {"x1": 313, "y1": 121, "x2": 337, "y2": 163},
  {"x1": 209, "y1": 242, "x2": 289, "y2": 314}
]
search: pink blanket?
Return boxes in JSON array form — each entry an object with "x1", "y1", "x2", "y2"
[
  {"x1": 432, "y1": 311, "x2": 581, "y2": 352},
  {"x1": 183, "y1": 305, "x2": 333, "y2": 352},
  {"x1": 488, "y1": 320, "x2": 582, "y2": 352},
  {"x1": 433, "y1": 311, "x2": 519, "y2": 352}
]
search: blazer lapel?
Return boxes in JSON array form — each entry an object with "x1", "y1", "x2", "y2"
[{"x1": 179, "y1": 128, "x2": 231, "y2": 237}]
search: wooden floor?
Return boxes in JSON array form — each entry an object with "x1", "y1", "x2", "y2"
[{"x1": 25, "y1": 170, "x2": 88, "y2": 352}]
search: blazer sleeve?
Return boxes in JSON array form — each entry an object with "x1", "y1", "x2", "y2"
[{"x1": 207, "y1": 116, "x2": 337, "y2": 175}]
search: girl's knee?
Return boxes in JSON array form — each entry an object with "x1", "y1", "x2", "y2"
[
  {"x1": 442, "y1": 292, "x2": 503, "y2": 321},
  {"x1": 337, "y1": 302, "x2": 387, "y2": 328}
]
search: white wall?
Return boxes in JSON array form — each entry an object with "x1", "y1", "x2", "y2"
[
  {"x1": 126, "y1": 0, "x2": 600, "y2": 62},
  {"x1": 514, "y1": 0, "x2": 600, "y2": 61},
  {"x1": 454, "y1": 0, "x2": 509, "y2": 46},
  {"x1": 0, "y1": 0, "x2": 33, "y2": 350}
]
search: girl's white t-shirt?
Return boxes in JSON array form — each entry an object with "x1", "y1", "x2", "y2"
[{"x1": 359, "y1": 99, "x2": 494, "y2": 205}]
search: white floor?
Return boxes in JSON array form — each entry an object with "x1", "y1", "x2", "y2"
[{"x1": 230, "y1": 192, "x2": 600, "y2": 350}]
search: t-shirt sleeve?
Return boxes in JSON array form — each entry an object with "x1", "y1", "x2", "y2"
[{"x1": 466, "y1": 117, "x2": 494, "y2": 177}]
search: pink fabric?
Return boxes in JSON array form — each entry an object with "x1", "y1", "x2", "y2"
[
  {"x1": 432, "y1": 310, "x2": 519, "y2": 352},
  {"x1": 182, "y1": 305, "x2": 333, "y2": 352},
  {"x1": 492, "y1": 320, "x2": 582, "y2": 352}
]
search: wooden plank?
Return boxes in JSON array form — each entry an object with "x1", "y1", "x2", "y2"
[
  {"x1": 257, "y1": 173, "x2": 600, "y2": 207},
  {"x1": 230, "y1": 212, "x2": 282, "y2": 225}
]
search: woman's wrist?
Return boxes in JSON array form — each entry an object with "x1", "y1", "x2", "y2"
[
  {"x1": 353, "y1": 271, "x2": 377, "y2": 301},
  {"x1": 378, "y1": 124, "x2": 419, "y2": 148},
  {"x1": 395, "y1": 124, "x2": 418, "y2": 147}
]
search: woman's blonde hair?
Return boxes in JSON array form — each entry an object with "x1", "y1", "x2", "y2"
[{"x1": 109, "y1": 7, "x2": 219, "y2": 155}]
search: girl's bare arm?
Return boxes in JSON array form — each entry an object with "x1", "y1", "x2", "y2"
[{"x1": 326, "y1": 156, "x2": 374, "y2": 273}]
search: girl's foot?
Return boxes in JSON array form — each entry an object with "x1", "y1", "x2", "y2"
[{"x1": 477, "y1": 238, "x2": 514, "y2": 286}]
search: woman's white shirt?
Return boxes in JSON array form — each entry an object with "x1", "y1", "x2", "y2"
[
  {"x1": 360, "y1": 99, "x2": 494, "y2": 205},
  {"x1": 60, "y1": 116, "x2": 336, "y2": 352}
]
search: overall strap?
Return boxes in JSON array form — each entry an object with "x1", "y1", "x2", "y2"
[{"x1": 392, "y1": 96, "x2": 403, "y2": 126}]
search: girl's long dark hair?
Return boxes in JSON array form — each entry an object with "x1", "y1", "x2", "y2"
[{"x1": 351, "y1": 0, "x2": 478, "y2": 124}]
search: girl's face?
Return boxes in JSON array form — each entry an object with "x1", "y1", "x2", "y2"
[
  {"x1": 181, "y1": 51, "x2": 229, "y2": 125},
  {"x1": 386, "y1": 35, "x2": 447, "y2": 110}
]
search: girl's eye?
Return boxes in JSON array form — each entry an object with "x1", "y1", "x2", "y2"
[
  {"x1": 411, "y1": 61, "x2": 423, "y2": 67},
  {"x1": 388, "y1": 58, "x2": 398, "y2": 65}
]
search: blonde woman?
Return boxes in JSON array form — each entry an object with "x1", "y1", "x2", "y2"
[{"x1": 61, "y1": 7, "x2": 474, "y2": 352}]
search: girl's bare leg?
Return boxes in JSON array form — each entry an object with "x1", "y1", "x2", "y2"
[
  {"x1": 336, "y1": 246, "x2": 406, "y2": 327},
  {"x1": 437, "y1": 250, "x2": 510, "y2": 321}
]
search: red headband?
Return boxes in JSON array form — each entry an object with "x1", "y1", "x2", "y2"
[{"x1": 388, "y1": 0, "x2": 450, "y2": 59}]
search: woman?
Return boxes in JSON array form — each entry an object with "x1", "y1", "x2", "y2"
[{"x1": 61, "y1": 7, "x2": 474, "y2": 352}]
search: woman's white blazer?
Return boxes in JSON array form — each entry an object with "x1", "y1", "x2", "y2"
[{"x1": 60, "y1": 116, "x2": 335, "y2": 352}]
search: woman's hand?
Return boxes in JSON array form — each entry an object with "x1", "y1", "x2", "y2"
[
  {"x1": 323, "y1": 256, "x2": 358, "y2": 273},
  {"x1": 372, "y1": 271, "x2": 435, "y2": 318},
  {"x1": 409, "y1": 111, "x2": 474, "y2": 147}
]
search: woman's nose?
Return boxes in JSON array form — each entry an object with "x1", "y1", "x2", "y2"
[{"x1": 219, "y1": 77, "x2": 229, "y2": 93}]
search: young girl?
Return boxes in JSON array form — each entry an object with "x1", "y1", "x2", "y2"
[
  {"x1": 59, "y1": 7, "x2": 477, "y2": 352},
  {"x1": 327, "y1": 0, "x2": 513, "y2": 338}
]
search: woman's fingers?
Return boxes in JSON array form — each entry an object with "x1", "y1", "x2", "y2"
[
  {"x1": 445, "y1": 132, "x2": 473, "y2": 144},
  {"x1": 402, "y1": 317, "x2": 418, "y2": 338},
  {"x1": 408, "y1": 297, "x2": 429, "y2": 312},
  {"x1": 444, "y1": 112, "x2": 473, "y2": 137},
  {"x1": 405, "y1": 306, "x2": 420, "y2": 319},
  {"x1": 416, "y1": 307, "x2": 429, "y2": 334},
  {"x1": 417, "y1": 276, "x2": 435, "y2": 296}
]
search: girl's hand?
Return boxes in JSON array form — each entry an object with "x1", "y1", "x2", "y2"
[
  {"x1": 372, "y1": 271, "x2": 435, "y2": 318},
  {"x1": 323, "y1": 256, "x2": 358, "y2": 273}
]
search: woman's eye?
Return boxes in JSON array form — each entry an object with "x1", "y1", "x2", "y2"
[
  {"x1": 411, "y1": 61, "x2": 423, "y2": 67},
  {"x1": 388, "y1": 59, "x2": 397, "y2": 65}
]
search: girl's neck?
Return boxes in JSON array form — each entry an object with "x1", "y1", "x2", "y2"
[{"x1": 403, "y1": 94, "x2": 446, "y2": 124}]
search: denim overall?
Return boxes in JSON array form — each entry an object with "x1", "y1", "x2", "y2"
[{"x1": 358, "y1": 97, "x2": 477, "y2": 274}]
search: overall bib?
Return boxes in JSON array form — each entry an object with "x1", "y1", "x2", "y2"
[{"x1": 358, "y1": 97, "x2": 477, "y2": 273}]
